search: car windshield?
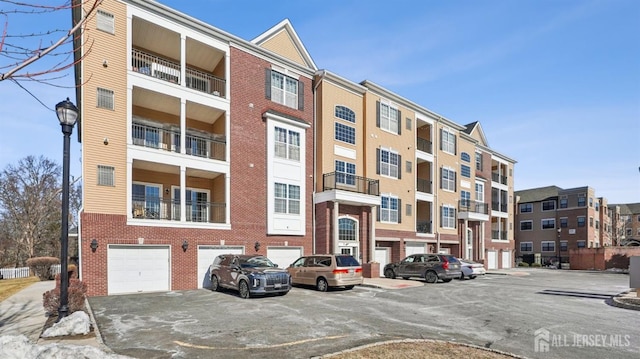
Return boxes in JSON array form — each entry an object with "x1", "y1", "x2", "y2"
[
  {"x1": 335, "y1": 255, "x2": 360, "y2": 267},
  {"x1": 239, "y1": 256, "x2": 277, "y2": 268},
  {"x1": 444, "y1": 255, "x2": 460, "y2": 263}
]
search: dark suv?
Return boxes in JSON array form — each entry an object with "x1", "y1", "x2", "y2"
[
  {"x1": 383, "y1": 254, "x2": 462, "y2": 283},
  {"x1": 209, "y1": 254, "x2": 291, "y2": 298}
]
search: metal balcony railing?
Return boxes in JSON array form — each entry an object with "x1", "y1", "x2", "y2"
[
  {"x1": 132, "y1": 197, "x2": 179, "y2": 221},
  {"x1": 416, "y1": 137, "x2": 432, "y2": 154},
  {"x1": 416, "y1": 221, "x2": 432, "y2": 234},
  {"x1": 459, "y1": 200, "x2": 489, "y2": 214},
  {"x1": 322, "y1": 172, "x2": 379, "y2": 196},
  {"x1": 417, "y1": 178, "x2": 432, "y2": 194},
  {"x1": 491, "y1": 230, "x2": 508, "y2": 240},
  {"x1": 491, "y1": 201, "x2": 508, "y2": 213},
  {"x1": 132, "y1": 196, "x2": 225, "y2": 223},
  {"x1": 491, "y1": 172, "x2": 507, "y2": 185},
  {"x1": 132, "y1": 122, "x2": 226, "y2": 161},
  {"x1": 131, "y1": 48, "x2": 226, "y2": 98}
]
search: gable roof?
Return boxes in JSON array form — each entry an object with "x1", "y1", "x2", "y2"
[
  {"x1": 515, "y1": 186, "x2": 562, "y2": 203},
  {"x1": 464, "y1": 121, "x2": 489, "y2": 147},
  {"x1": 251, "y1": 19, "x2": 317, "y2": 70}
]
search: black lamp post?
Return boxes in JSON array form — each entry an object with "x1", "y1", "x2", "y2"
[
  {"x1": 56, "y1": 97, "x2": 79, "y2": 320},
  {"x1": 556, "y1": 228, "x2": 562, "y2": 269}
]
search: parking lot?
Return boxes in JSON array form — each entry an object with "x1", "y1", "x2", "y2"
[{"x1": 88, "y1": 270, "x2": 640, "y2": 359}]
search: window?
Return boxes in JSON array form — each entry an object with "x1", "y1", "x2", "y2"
[
  {"x1": 381, "y1": 195, "x2": 399, "y2": 223},
  {"x1": 274, "y1": 183, "x2": 300, "y2": 214},
  {"x1": 560, "y1": 241, "x2": 568, "y2": 252},
  {"x1": 378, "y1": 102, "x2": 399, "y2": 134},
  {"x1": 406, "y1": 117, "x2": 412, "y2": 131},
  {"x1": 461, "y1": 191, "x2": 471, "y2": 207},
  {"x1": 475, "y1": 182, "x2": 484, "y2": 203},
  {"x1": 595, "y1": 202, "x2": 600, "y2": 212},
  {"x1": 589, "y1": 217, "x2": 594, "y2": 227},
  {"x1": 627, "y1": 228, "x2": 633, "y2": 236},
  {"x1": 440, "y1": 128, "x2": 456, "y2": 154},
  {"x1": 560, "y1": 217, "x2": 568, "y2": 228},
  {"x1": 475, "y1": 152, "x2": 483, "y2": 171},
  {"x1": 441, "y1": 167, "x2": 456, "y2": 191},
  {"x1": 97, "y1": 10, "x2": 115, "y2": 34},
  {"x1": 559, "y1": 198, "x2": 568, "y2": 208},
  {"x1": 406, "y1": 203, "x2": 412, "y2": 216},
  {"x1": 338, "y1": 218, "x2": 356, "y2": 241},
  {"x1": 577, "y1": 216, "x2": 586, "y2": 227},
  {"x1": 520, "y1": 242, "x2": 533, "y2": 252},
  {"x1": 174, "y1": 188, "x2": 209, "y2": 222},
  {"x1": 335, "y1": 123, "x2": 355, "y2": 144},
  {"x1": 577, "y1": 240, "x2": 586, "y2": 248},
  {"x1": 269, "y1": 70, "x2": 299, "y2": 109},
  {"x1": 542, "y1": 219, "x2": 556, "y2": 229},
  {"x1": 406, "y1": 161, "x2": 412, "y2": 174},
  {"x1": 520, "y1": 221, "x2": 533, "y2": 231},
  {"x1": 542, "y1": 200, "x2": 556, "y2": 211},
  {"x1": 274, "y1": 127, "x2": 300, "y2": 161},
  {"x1": 441, "y1": 205, "x2": 456, "y2": 229},
  {"x1": 461, "y1": 164, "x2": 471, "y2": 178},
  {"x1": 132, "y1": 183, "x2": 160, "y2": 218},
  {"x1": 541, "y1": 241, "x2": 555, "y2": 252},
  {"x1": 379, "y1": 148, "x2": 399, "y2": 178},
  {"x1": 595, "y1": 220, "x2": 599, "y2": 229},
  {"x1": 461, "y1": 152, "x2": 471, "y2": 162},
  {"x1": 520, "y1": 203, "x2": 533, "y2": 213},
  {"x1": 97, "y1": 88, "x2": 114, "y2": 110},
  {"x1": 578, "y1": 196, "x2": 586, "y2": 206},
  {"x1": 97, "y1": 165, "x2": 115, "y2": 186},
  {"x1": 335, "y1": 160, "x2": 356, "y2": 186},
  {"x1": 589, "y1": 197, "x2": 593, "y2": 207},
  {"x1": 335, "y1": 106, "x2": 355, "y2": 123}
]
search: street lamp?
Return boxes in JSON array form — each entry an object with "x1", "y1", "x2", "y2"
[
  {"x1": 556, "y1": 228, "x2": 562, "y2": 269},
  {"x1": 56, "y1": 97, "x2": 79, "y2": 320}
]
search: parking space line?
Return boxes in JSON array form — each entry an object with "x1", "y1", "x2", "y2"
[{"x1": 174, "y1": 335, "x2": 348, "y2": 350}]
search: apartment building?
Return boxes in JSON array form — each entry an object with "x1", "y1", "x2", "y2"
[
  {"x1": 313, "y1": 75, "x2": 516, "y2": 274},
  {"x1": 515, "y1": 186, "x2": 611, "y2": 266},
  {"x1": 74, "y1": 1, "x2": 315, "y2": 296},
  {"x1": 609, "y1": 203, "x2": 640, "y2": 246}
]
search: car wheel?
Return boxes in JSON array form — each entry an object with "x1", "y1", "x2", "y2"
[
  {"x1": 316, "y1": 277, "x2": 329, "y2": 292},
  {"x1": 442, "y1": 278, "x2": 452, "y2": 283},
  {"x1": 384, "y1": 268, "x2": 396, "y2": 279},
  {"x1": 402, "y1": 276, "x2": 410, "y2": 280},
  {"x1": 424, "y1": 270, "x2": 438, "y2": 283},
  {"x1": 211, "y1": 275, "x2": 220, "y2": 291},
  {"x1": 345, "y1": 285, "x2": 355, "y2": 290},
  {"x1": 238, "y1": 280, "x2": 251, "y2": 299},
  {"x1": 469, "y1": 275, "x2": 477, "y2": 280},
  {"x1": 458, "y1": 273, "x2": 465, "y2": 280}
]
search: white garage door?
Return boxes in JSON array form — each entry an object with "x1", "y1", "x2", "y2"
[
  {"x1": 108, "y1": 245, "x2": 170, "y2": 295},
  {"x1": 487, "y1": 250, "x2": 498, "y2": 270},
  {"x1": 267, "y1": 247, "x2": 303, "y2": 269},
  {"x1": 375, "y1": 248, "x2": 389, "y2": 277},
  {"x1": 502, "y1": 251, "x2": 511, "y2": 269},
  {"x1": 405, "y1": 242, "x2": 426, "y2": 256},
  {"x1": 197, "y1": 246, "x2": 244, "y2": 289}
]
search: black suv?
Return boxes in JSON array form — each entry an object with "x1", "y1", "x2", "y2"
[
  {"x1": 209, "y1": 254, "x2": 291, "y2": 298},
  {"x1": 383, "y1": 254, "x2": 462, "y2": 283}
]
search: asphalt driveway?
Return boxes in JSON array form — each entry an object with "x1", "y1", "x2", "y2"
[{"x1": 88, "y1": 270, "x2": 640, "y2": 359}]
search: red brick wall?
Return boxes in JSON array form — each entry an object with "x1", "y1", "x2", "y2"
[{"x1": 569, "y1": 247, "x2": 640, "y2": 270}]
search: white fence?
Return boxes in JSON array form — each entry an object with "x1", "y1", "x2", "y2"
[{"x1": 0, "y1": 264, "x2": 61, "y2": 279}]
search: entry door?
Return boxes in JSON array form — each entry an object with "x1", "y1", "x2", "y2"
[
  {"x1": 487, "y1": 251, "x2": 498, "y2": 269},
  {"x1": 502, "y1": 251, "x2": 511, "y2": 269},
  {"x1": 375, "y1": 248, "x2": 389, "y2": 277},
  {"x1": 466, "y1": 228, "x2": 473, "y2": 260}
]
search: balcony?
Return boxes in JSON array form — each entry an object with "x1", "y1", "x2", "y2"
[
  {"x1": 491, "y1": 201, "x2": 508, "y2": 213},
  {"x1": 417, "y1": 178, "x2": 432, "y2": 194},
  {"x1": 132, "y1": 196, "x2": 225, "y2": 223},
  {"x1": 416, "y1": 221, "x2": 433, "y2": 234},
  {"x1": 132, "y1": 48, "x2": 226, "y2": 98},
  {"x1": 323, "y1": 172, "x2": 379, "y2": 196},
  {"x1": 417, "y1": 137, "x2": 432, "y2": 154},
  {"x1": 491, "y1": 172, "x2": 507, "y2": 185},
  {"x1": 492, "y1": 230, "x2": 508, "y2": 240},
  {"x1": 458, "y1": 200, "x2": 489, "y2": 221},
  {"x1": 132, "y1": 121, "x2": 226, "y2": 161}
]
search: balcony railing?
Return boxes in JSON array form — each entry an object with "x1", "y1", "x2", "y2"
[
  {"x1": 416, "y1": 137, "x2": 432, "y2": 154},
  {"x1": 132, "y1": 197, "x2": 225, "y2": 223},
  {"x1": 491, "y1": 172, "x2": 507, "y2": 185},
  {"x1": 416, "y1": 221, "x2": 433, "y2": 234},
  {"x1": 491, "y1": 201, "x2": 508, "y2": 213},
  {"x1": 492, "y1": 230, "x2": 508, "y2": 240},
  {"x1": 323, "y1": 172, "x2": 379, "y2": 196},
  {"x1": 459, "y1": 200, "x2": 489, "y2": 214},
  {"x1": 132, "y1": 48, "x2": 226, "y2": 98},
  {"x1": 417, "y1": 178, "x2": 432, "y2": 194},
  {"x1": 132, "y1": 122, "x2": 226, "y2": 161}
]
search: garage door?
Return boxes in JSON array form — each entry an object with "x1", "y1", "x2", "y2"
[
  {"x1": 502, "y1": 251, "x2": 511, "y2": 269},
  {"x1": 197, "y1": 246, "x2": 244, "y2": 289},
  {"x1": 108, "y1": 245, "x2": 170, "y2": 295},
  {"x1": 487, "y1": 250, "x2": 498, "y2": 270},
  {"x1": 405, "y1": 242, "x2": 426, "y2": 256},
  {"x1": 267, "y1": 247, "x2": 303, "y2": 269},
  {"x1": 375, "y1": 248, "x2": 389, "y2": 277}
]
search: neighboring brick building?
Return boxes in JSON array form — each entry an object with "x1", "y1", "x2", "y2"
[{"x1": 609, "y1": 203, "x2": 640, "y2": 247}]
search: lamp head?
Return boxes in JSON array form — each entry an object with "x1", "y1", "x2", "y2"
[{"x1": 55, "y1": 97, "x2": 79, "y2": 127}]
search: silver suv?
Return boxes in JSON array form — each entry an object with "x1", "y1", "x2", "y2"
[
  {"x1": 209, "y1": 254, "x2": 291, "y2": 298},
  {"x1": 383, "y1": 254, "x2": 462, "y2": 283}
]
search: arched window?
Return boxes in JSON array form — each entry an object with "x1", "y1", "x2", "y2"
[
  {"x1": 335, "y1": 105, "x2": 355, "y2": 123},
  {"x1": 461, "y1": 152, "x2": 471, "y2": 162},
  {"x1": 339, "y1": 217, "x2": 357, "y2": 241}
]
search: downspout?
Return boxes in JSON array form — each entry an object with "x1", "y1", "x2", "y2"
[{"x1": 312, "y1": 70, "x2": 326, "y2": 255}]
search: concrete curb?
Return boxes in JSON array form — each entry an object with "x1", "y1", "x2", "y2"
[{"x1": 608, "y1": 290, "x2": 640, "y2": 311}]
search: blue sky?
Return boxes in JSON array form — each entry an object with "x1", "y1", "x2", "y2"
[{"x1": 1, "y1": 0, "x2": 638, "y2": 203}]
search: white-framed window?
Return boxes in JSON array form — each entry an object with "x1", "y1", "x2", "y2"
[
  {"x1": 380, "y1": 195, "x2": 399, "y2": 223},
  {"x1": 97, "y1": 88, "x2": 114, "y2": 110},
  {"x1": 274, "y1": 183, "x2": 300, "y2": 214},
  {"x1": 274, "y1": 126, "x2": 300, "y2": 161},
  {"x1": 335, "y1": 123, "x2": 355, "y2": 144},
  {"x1": 441, "y1": 205, "x2": 456, "y2": 229},
  {"x1": 441, "y1": 167, "x2": 456, "y2": 191},
  {"x1": 520, "y1": 203, "x2": 533, "y2": 213},
  {"x1": 335, "y1": 105, "x2": 355, "y2": 123},
  {"x1": 132, "y1": 182, "x2": 161, "y2": 218},
  {"x1": 475, "y1": 182, "x2": 484, "y2": 202},
  {"x1": 578, "y1": 195, "x2": 586, "y2": 206},
  {"x1": 541, "y1": 241, "x2": 555, "y2": 252},
  {"x1": 559, "y1": 198, "x2": 568, "y2": 208},
  {"x1": 475, "y1": 152, "x2": 483, "y2": 171},
  {"x1": 461, "y1": 164, "x2": 471, "y2": 178},
  {"x1": 542, "y1": 218, "x2": 556, "y2": 229},
  {"x1": 440, "y1": 127, "x2": 456, "y2": 154},
  {"x1": 577, "y1": 216, "x2": 586, "y2": 227},
  {"x1": 542, "y1": 200, "x2": 556, "y2": 211},
  {"x1": 335, "y1": 160, "x2": 356, "y2": 186},
  {"x1": 461, "y1": 191, "x2": 471, "y2": 207},
  {"x1": 379, "y1": 102, "x2": 399, "y2": 134},
  {"x1": 520, "y1": 242, "x2": 533, "y2": 252},
  {"x1": 379, "y1": 148, "x2": 399, "y2": 178},
  {"x1": 270, "y1": 70, "x2": 299, "y2": 109},
  {"x1": 96, "y1": 10, "x2": 115, "y2": 34},
  {"x1": 339, "y1": 217, "x2": 357, "y2": 241},
  {"x1": 520, "y1": 220, "x2": 533, "y2": 231},
  {"x1": 173, "y1": 187, "x2": 210, "y2": 222},
  {"x1": 97, "y1": 165, "x2": 115, "y2": 186}
]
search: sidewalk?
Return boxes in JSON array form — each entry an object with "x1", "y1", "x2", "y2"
[
  {"x1": 362, "y1": 277, "x2": 424, "y2": 289},
  {"x1": 0, "y1": 280, "x2": 54, "y2": 342}
]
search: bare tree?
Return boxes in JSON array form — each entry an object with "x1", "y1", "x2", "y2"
[
  {"x1": 0, "y1": 0, "x2": 101, "y2": 87},
  {"x1": 0, "y1": 155, "x2": 81, "y2": 267}
]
